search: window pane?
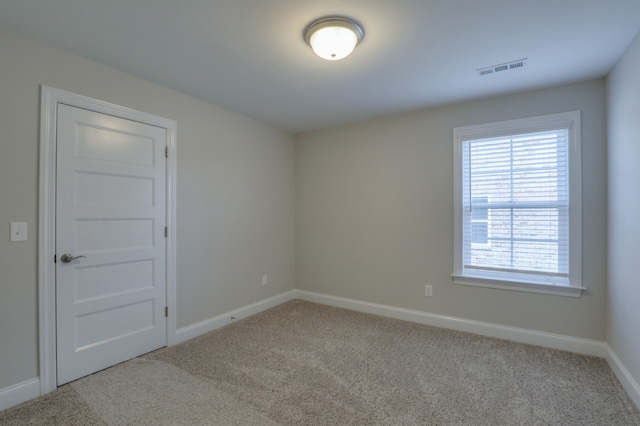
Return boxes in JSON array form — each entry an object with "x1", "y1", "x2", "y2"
[
  {"x1": 462, "y1": 129, "x2": 569, "y2": 277},
  {"x1": 512, "y1": 241, "x2": 560, "y2": 273},
  {"x1": 471, "y1": 221, "x2": 488, "y2": 244},
  {"x1": 487, "y1": 209, "x2": 511, "y2": 239}
]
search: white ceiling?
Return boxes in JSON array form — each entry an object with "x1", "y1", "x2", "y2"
[{"x1": 1, "y1": 0, "x2": 639, "y2": 133}]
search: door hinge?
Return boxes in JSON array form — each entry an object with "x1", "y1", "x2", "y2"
[
  {"x1": 165, "y1": 306, "x2": 169, "y2": 317},
  {"x1": 165, "y1": 146, "x2": 168, "y2": 158},
  {"x1": 164, "y1": 226, "x2": 168, "y2": 238},
  {"x1": 54, "y1": 254, "x2": 57, "y2": 264}
]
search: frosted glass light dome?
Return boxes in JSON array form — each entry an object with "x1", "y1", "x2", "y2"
[{"x1": 304, "y1": 17, "x2": 364, "y2": 61}]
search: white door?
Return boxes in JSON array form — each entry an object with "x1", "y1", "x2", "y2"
[{"x1": 55, "y1": 104, "x2": 167, "y2": 385}]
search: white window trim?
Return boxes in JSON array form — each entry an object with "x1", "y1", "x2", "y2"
[{"x1": 452, "y1": 111, "x2": 584, "y2": 298}]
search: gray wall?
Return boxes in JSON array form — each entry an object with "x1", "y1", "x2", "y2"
[
  {"x1": 0, "y1": 31, "x2": 295, "y2": 390},
  {"x1": 296, "y1": 80, "x2": 607, "y2": 340},
  {"x1": 607, "y1": 30, "x2": 640, "y2": 387}
]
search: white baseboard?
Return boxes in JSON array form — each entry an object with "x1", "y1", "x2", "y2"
[
  {"x1": 5, "y1": 290, "x2": 638, "y2": 413},
  {"x1": 605, "y1": 345, "x2": 640, "y2": 409},
  {"x1": 1, "y1": 291, "x2": 297, "y2": 412},
  {"x1": 0, "y1": 378, "x2": 40, "y2": 412},
  {"x1": 175, "y1": 290, "x2": 296, "y2": 344},
  {"x1": 295, "y1": 290, "x2": 606, "y2": 357}
]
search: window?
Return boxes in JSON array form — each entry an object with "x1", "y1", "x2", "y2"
[{"x1": 452, "y1": 111, "x2": 584, "y2": 297}]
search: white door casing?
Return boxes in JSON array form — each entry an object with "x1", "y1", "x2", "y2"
[{"x1": 39, "y1": 87, "x2": 177, "y2": 393}]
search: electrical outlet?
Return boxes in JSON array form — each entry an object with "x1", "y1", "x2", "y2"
[
  {"x1": 424, "y1": 285, "x2": 433, "y2": 297},
  {"x1": 10, "y1": 222, "x2": 27, "y2": 242},
  {"x1": 262, "y1": 275, "x2": 268, "y2": 286}
]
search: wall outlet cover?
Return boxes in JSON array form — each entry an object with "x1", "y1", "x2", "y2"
[{"x1": 10, "y1": 222, "x2": 27, "y2": 242}]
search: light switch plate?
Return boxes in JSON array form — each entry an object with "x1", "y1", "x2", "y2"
[{"x1": 10, "y1": 222, "x2": 27, "y2": 242}]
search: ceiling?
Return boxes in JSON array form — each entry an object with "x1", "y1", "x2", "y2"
[{"x1": 1, "y1": 0, "x2": 640, "y2": 133}]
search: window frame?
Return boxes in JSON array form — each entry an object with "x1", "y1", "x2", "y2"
[{"x1": 452, "y1": 111, "x2": 585, "y2": 297}]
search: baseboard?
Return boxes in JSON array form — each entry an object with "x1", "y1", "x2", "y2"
[
  {"x1": 175, "y1": 290, "x2": 296, "y2": 344},
  {"x1": 4, "y1": 291, "x2": 638, "y2": 413},
  {"x1": 0, "y1": 378, "x2": 40, "y2": 412},
  {"x1": 605, "y1": 345, "x2": 640, "y2": 409},
  {"x1": 1, "y1": 290, "x2": 296, "y2": 412},
  {"x1": 295, "y1": 290, "x2": 606, "y2": 357}
]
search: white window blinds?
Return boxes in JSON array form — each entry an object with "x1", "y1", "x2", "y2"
[{"x1": 461, "y1": 129, "x2": 569, "y2": 279}]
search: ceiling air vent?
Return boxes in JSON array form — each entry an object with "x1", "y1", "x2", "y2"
[{"x1": 477, "y1": 58, "x2": 527, "y2": 76}]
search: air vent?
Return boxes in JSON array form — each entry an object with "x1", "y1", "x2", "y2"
[{"x1": 477, "y1": 58, "x2": 527, "y2": 76}]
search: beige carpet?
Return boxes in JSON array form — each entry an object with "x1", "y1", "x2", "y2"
[{"x1": 2, "y1": 300, "x2": 639, "y2": 425}]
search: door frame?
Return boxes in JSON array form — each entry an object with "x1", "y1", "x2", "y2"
[{"x1": 38, "y1": 86, "x2": 177, "y2": 395}]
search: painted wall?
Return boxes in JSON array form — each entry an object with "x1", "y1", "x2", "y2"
[
  {"x1": 296, "y1": 80, "x2": 607, "y2": 340},
  {"x1": 0, "y1": 31, "x2": 295, "y2": 390},
  {"x1": 606, "y1": 30, "x2": 640, "y2": 387}
]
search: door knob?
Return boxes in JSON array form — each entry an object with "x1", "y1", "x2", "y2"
[{"x1": 60, "y1": 254, "x2": 86, "y2": 263}]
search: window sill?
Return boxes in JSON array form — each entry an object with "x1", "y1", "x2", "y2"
[{"x1": 451, "y1": 274, "x2": 586, "y2": 298}]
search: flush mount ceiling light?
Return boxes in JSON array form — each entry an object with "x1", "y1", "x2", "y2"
[{"x1": 304, "y1": 16, "x2": 364, "y2": 61}]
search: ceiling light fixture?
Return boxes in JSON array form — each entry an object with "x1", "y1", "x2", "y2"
[{"x1": 304, "y1": 16, "x2": 364, "y2": 61}]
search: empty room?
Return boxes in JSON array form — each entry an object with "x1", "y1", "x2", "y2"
[{"x1": 1, "y1": 0, "x2": 639, "y2": 424}]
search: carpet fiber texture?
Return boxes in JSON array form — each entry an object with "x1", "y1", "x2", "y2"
[{"x1": 2, "y1": 300, "x2": 639, "y2": 425}]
